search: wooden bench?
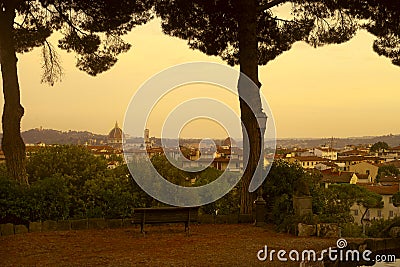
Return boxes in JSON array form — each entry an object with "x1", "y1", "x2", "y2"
[{"x1": 131, "y1": 207, "x2": 199, "y2": 235}]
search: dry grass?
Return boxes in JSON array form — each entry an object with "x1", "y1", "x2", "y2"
[{"x1": 0, "y1": 224, "x2": 338, "y2": 267}]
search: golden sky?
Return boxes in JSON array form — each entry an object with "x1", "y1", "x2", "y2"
[{"x1": 1, "y1": 18, "x2": 399, "y2": 139}]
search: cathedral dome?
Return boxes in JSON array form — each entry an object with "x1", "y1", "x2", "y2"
[{"x1": 108, "y1": 121, "x2": 124, "y2": 144}]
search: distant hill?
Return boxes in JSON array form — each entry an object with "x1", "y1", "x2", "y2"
[
  {"x1": 19, "y1": 129, "x2": 107, "y2": 145},
  {"x1": 276, "y1": 134, "x2": 400, "y2": 149},
  {"x1": 1, "y1": 128, "x2": 399, "y2": 149}
]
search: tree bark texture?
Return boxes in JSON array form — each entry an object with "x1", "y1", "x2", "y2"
[
  {"x1": 238, "y1": 0, "x2": 263, "y2": 214},
  {"x1": 0, "y1": 2, "x2": 28, "y2": 185}
]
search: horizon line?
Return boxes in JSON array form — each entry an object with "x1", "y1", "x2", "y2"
[{"x1": 6, "y1": 127, "x2": 400, "y2": 141}]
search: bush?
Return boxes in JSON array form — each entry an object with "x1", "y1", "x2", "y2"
[
  {"x1": 84, "y1": 174, "x2": 142, "y2": 219},
  {"x1": 27, "y1": 145, "x2": 107, "y2": 183},
  {"x1": 0, "y1": 174, "x2": 30, "y2": 224},
  {"x1": 0, "y1": 146, "x2": 157, "y2": 222},
  {"x1": 366, "y1": 218, "x2": 397, "y2": 237},
  {"x1": 340, "y1": 223, "x2": 363, "y2": 238},
  {"x1": 28, "y1": 175, "x2": 71, "y2": 221},
  {"x1": 201, "y1": 185, "x2": 240, "y2": 215}
]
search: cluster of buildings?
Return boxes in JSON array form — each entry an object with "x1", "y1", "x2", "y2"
[
  {"x1": 278, "y1": 144, "x2": 400, "y2": 224},
  {"x1": 124, "y1": 131, "x2": 246, "y2": 173}
]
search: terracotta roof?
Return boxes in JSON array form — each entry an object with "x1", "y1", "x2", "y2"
[
  {"x1": 337, "y1": 156, "x2": 366, "y2": 162},
  {"x1": 364, "y1": 156, "x2": 384, "y2": 161},
  {"x1": 293, "y1": 156, "x2": 328, "y2": 162},
  {"x1": 318, "y1": 161, "x2": 339, "y2": 168},
  {"x1": 359, "y1": 184, "x2": 399, "y2": 195},
  {"x1": 124, "y1": 149, "x2": 147, "y2": 153},
  {"x1": 379, "y1": 160, "x2": 400, "y2": 168},
  {"x1": 292, "y1": 148, "x2": 309, "y2": 152},
  {"x1": 217, "y1": 146, "x2": 231, "y2": 154},
  {"x1": 321, "y1": 171, "x2": 355, "y2": 183},
  {"x1": 213, "y1": 157, "x2": 230, "y2": 163},
  {"x1": 390, "y1": 146, "x2": 400, "y2": 151},
  {"x1": 379, "y1": 176, "x2": 400, "y2": 183},
  {"x1": 356, "y1": 173, "x2": 370, "y2": 180},
  {"x1": 222, "y1": 137, "x2": 236, "y2": 147},
  {"x1": 315, "y1": 147, "x2": 338, "y2": 152},
  {"x1": 339, "y1": 149, "x2": 368, "y2": 156},
  {"x1": 147, "y1": 147, "x2": 163, "y2": 153}
]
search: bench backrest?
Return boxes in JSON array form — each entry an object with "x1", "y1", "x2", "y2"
[{"x1": 132, "y1": 207, "x2": 199, "y2": 224}]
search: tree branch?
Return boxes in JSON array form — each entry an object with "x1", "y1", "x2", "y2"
[
  {"x1": 53, "y1": 4, "x2": 86, "y2": 36},
  {"x1": 270, "y1": 16, "x2": 303, "y2": 26},
  {"x1": 258, "y1": 0, "x2": 288, "y2": 12}
]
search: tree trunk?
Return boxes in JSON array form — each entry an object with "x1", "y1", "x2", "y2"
[
  {"x1": 238, "y1": 0, "x2": 263, "y2": 214},
  {"x1": 0, "y1": 3, "x2": 28, "y2": 185}
]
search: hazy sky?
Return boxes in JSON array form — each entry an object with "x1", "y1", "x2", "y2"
[{"x1": 1, "y1": 16, "x2": 399, "y2": 139}]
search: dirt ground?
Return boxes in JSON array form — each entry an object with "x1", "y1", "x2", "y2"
[{"x1": 0, "y1": 224, "x2": 338, "y2": 267}]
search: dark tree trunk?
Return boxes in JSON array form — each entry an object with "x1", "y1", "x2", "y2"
[
  {"x1": 0, "y1": 3, "x2": 28, "y2": 185},
  {"x1": 238, "y1": 0, "x2": 263, "y2": 214}
]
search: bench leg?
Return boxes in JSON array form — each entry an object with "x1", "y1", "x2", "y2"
[
  {"x1": 140, "y1": 222, "x2": 145, "y2": 236},
  {"x1": 185, "y1": 222, "x2": 190, "y2": 236}
]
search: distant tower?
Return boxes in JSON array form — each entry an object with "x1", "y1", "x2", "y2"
[
  {"x1": 144, "y1": 129, "x2": 150, "y2": 143},
  {"x1": 144, "y1": 128, "x2": 151, "y2": 148},
  {"x1": 108, "y1": 121, "x2": 124, "y2": 148}
]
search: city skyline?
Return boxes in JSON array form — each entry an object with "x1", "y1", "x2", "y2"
[{"x1": 1, "y1": 18, "x2": 399, "y2": 139}]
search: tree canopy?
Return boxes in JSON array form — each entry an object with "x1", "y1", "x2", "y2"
[
  {"x1": 13, "y1": 0, "x2": 153, "y2": 79},
  {"x1": 155, "y1": 0, "x2": 400, "y2": 67},
  {"x1": 370, "y1": 141, "x2": 390, "y2": 152},
  {"x1": 0, "y1": 0, "x2": 154, "y2": 184},
  {"x1": 378, "y1": 164, "x2": 400, "y2": 180},
  {"x1": 154, "y1": 0, "x2": 400, "y2": 214}
]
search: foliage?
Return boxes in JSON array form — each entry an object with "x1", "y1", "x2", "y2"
[
  {"x1": 393, "y1": 191, "x2": 400, "y2": 207},
  {"x1": 365, "y1": 218, "x2": 396, "y2": 238},
  {"x1": 370, "y1": 141, "x2": 389, "y2": 152},
  {"x1": 28, "y1": 175, "x2": 71, "y2": 221},
  {"x1": 155, "y1": 1, "x2": 400, "y2": 67},
  {"x1": 11, "y1": 0, "x2": 154, "y2": 79},
  {"x1": 154, "y1": 0, "x2": 400, "y2": 215},
  {"x1": 0, "y1": 172, "x2": 30, "y2": 224},
  {"x1": 263, "y1": 161, "x2": 383, "y2": 229},
  {"x1": 27, "y1": 145, "x2": 107, "y2": 183},
  {"x1": 150, "y1": 154, "x2": 240, "y2": 213},
  {"x1": 201, "y1": 185, "x2": 240, "y2": 215},
  {"x1": 155, "y1": 0, "x2": 357, "y2": 66},
  {"x1": 340, "y1": 223, "x2": 363, "y2": 238},
  {"x1": 0, "y1": 0, "x2": 154, "y2": 185},
  {"x1": 84, "y1": 174, "x2": 138, "y2": 218},
  {"x1": 150, "y1": 154, "x2": 188, "y2": 186},
  {"x1": 313, "y1": 184, "x2": 382, "y2": 224},
  {"x1": 0, "y1": 146, "x2": 246, "y2": 222},
  {"x1": 312, "y1": 186, "x2": 355, "y2": 223},
  {"x1": 263, "y1": 160, "x2": 320, "y2": 228},
  {"x1": 0, "y1": 146, "x2": 155, "y2": 223},
  {"x1": 377, "y1": 165, "x2": 400, "y2": 180},
  {"x1": 151, "y1": 154, "x2": 225, "y2": 186}
]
